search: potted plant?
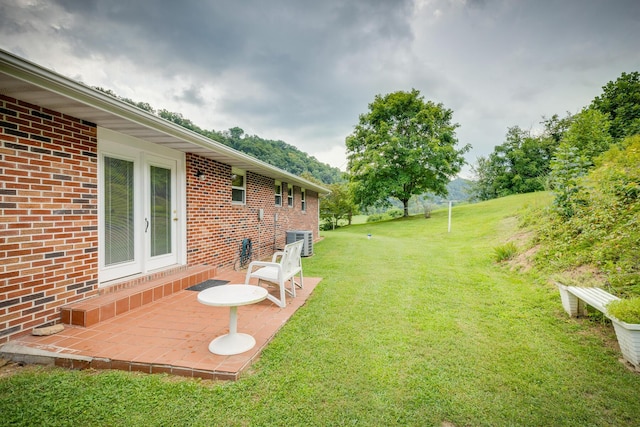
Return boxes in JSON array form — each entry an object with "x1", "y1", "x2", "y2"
[{"x1": 606, "y1": 298, "x2": 640, "y2": 368}]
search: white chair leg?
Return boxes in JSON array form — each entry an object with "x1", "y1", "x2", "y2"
[
  {"x1": 266, "y1": 293, "x2": 286, "y2": 308},
  {"x1": 289, "y1": 277, "x2": 296, "y2": 297},
  {"x1": 277, "y1": 279, "x2": 287, "y2": 308}
]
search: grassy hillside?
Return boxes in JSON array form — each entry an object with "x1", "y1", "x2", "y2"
[
  {"x1": 2, "y1": 193, "x2": 639, "y2": 426},
  {"x1": 526, "y1": 136, "x2": 640, "y2": 297}
]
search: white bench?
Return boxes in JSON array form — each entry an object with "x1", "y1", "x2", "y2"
[
  {"x1": 555, "y1": 282, "x2": 620, "y2": 319},
  {"x1": 244, "y1": 240, "x2": 304, "y2": 308},
  {"x1": 556, "y1": 282, "x2": 640, "y2": 369}
]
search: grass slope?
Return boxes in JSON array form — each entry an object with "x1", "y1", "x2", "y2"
[{"x1": 1, "y1": 192, "x2": 639, "y2": 426}]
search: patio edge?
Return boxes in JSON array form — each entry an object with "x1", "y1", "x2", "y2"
[{"x1": 0, "y1": 342, "x2": 241, "y2": 380}]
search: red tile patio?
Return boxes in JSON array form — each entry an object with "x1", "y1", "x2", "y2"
[{"x1": 1, "y1": 270, "x2": 321, "y2": 381}]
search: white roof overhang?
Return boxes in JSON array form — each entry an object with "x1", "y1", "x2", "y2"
[{"x1": 0, "y1": 49, "x2": 329, "y2": 194}]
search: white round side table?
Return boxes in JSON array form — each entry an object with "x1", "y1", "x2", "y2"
[{"x1": 197, "y1": 284, "x2": 268, "y2": 355}]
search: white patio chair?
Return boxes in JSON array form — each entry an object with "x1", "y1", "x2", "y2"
[{"x1": 244, "y1": 239, "x2": 304, "y2": 308}]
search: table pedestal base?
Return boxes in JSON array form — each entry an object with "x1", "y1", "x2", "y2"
[
  {"x1": 208, "y1": 333, "x2": 256, "y2": 355},
  {"x1": 198, "y1": 286, "x2": 268, "y2": 356}
]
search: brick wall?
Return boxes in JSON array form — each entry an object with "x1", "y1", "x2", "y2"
[
  {"x1": 0, "y1": 95, "x2": 98, "y2": 344},
  {"x1": 0, "y1": 95, "x2": 320, "y2": 344},
  {"x1": 186, "y1": 153, "x2": 319, "y2": 269}
]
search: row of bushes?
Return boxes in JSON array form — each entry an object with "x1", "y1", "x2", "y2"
[{"x1": 365, "y1": 209, "x2": 404, "y2": 223}]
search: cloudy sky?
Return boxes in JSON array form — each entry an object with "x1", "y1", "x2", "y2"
[{"x1": 2, "y1": 0, "x2": 639, "y2": 176}]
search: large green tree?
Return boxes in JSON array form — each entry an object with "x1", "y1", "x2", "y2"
[
  {"x1": 320, "y1": 182, "x2": 359, "y2": 230},
  {"x1": 346, "y1": 89, "x2": 469, "y2": 216},
  {"x1": 590, "y1": 71, "x2": 640, "y2": 140},
  {"x1": 560, "y1": 108, "x2": 613, "y2": 164},
  {"x1": 548, "y1": 108, "x2": 613, "y2": 217},
  {"x1": 471, "y1": 125, "x2": 560, "y2": 200}
]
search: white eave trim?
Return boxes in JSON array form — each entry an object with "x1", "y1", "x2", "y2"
[{"x1": 0, "y1": 49, "x2": 329, "y2": 195}]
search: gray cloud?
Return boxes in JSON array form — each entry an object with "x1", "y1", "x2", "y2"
[
  {"x1": 173, "y1": 84, "x2": 207, "y2": 107},
  {"x1": 1, "y1": 0, "x2": 639, "y2": 172}
]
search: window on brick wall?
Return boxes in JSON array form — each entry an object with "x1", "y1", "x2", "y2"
[
  {"x1": 301, "y1": 188, "x2": 306, "y2": 211},
  {"x1": 287, "y1": 185, "x2": 294, "y2": 207},
  {"x1": 275, "y1": 181, "x2": 282, "y2": 206},
  {"x1": 232, "y1": 168, "x2": 246, "y2": 204}
]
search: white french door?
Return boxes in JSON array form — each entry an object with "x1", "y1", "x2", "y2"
[{"x1": 98, "y1": 129, "x2": 184, "y2": 284}]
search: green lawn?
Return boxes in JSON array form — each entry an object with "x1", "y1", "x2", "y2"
[{"x1": 2, "y1": 192, "x2": 640, "y2": 426}]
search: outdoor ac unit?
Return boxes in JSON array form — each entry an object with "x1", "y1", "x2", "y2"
[{"x1": 286, "y1": 230, "x2": 313, "y2": 257}]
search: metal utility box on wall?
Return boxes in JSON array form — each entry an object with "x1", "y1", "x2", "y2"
[{"x1": 286, "y1": 230, "x2": 313, "y2": 256}]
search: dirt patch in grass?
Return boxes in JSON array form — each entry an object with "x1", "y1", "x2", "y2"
[
  {"x1": 502, "y1": 226, "x2": 537, "y2": 272},
  {"x1": 508, "y1": 243, "x2": 538, "y2": 272},
  {"x1": 0, "y1": 358, "x2": 31, "y2": 378},
  {"x1": 553, "y1": 265, "x2": 608, "y2": 287}
]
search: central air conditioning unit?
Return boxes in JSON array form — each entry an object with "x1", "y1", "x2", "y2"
[{"x1": 286, "y1": 230, "x2": 313, "y2": 257}]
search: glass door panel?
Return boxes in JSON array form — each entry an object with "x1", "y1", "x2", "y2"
[
  {"x1": 104, "y1": 157, "x2": 135, "y2": 265},
  {"x1": 100, "y1": 153, "x2": 143, "y2": 283},
  {"x1": 145, "y1": 157, "x2": 177, "y2": 270},
  {"x1": 150, "y1": 165, "x2": 172, "y2": 257}
]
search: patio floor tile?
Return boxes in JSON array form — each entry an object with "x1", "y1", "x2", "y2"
[{"x1": 2, "y1": 270, "x2": 320, "y2": 381}]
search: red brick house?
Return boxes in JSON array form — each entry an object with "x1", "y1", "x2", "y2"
[{"x1": 0, "y1": 50, "x2": 329, "y2": 344}]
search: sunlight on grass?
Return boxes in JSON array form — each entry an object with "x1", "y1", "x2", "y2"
[{"x1": 2, "y1": 192, "x2": 639, "y2": 426}]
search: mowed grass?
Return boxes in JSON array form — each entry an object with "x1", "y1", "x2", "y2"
[{"x1": 2, "y1": 192, "x2": 640, "y2": 426}]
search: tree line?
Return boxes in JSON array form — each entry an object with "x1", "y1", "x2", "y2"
[
  {"x1": 93, "y1": 88, "x2": 343, "y2": 184},
  {"x1": 471, "y1": 71, "x2": 640, "y2": 201},
  {"x1": 320, "y1": 73, "x2": 640, "y2": 230}
]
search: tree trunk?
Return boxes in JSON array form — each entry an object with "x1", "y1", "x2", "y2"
[{"x1": 402, "y1": 199, "x2": 409, "y2": 217}]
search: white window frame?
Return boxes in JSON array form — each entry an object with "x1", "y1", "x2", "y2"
[
  {"x1": 287, "y1": 185, "x2": 294, "y2": 208},
  {"x1": 301, "y1": 188, "x2": 306, "y2": 211},
  {"x1": 275, "y1": 181, "x2": 282, "y2": 206},
  {"x1": 231, "y1": 168, "x2": 246, "y2": 205}
]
